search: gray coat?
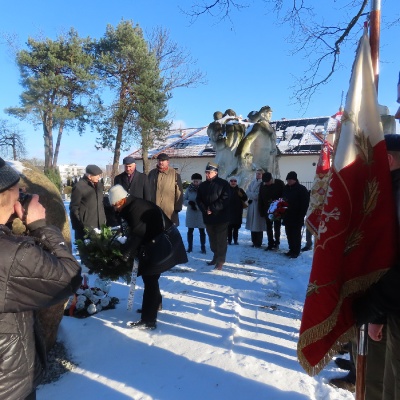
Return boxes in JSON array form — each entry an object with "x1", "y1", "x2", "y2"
[
  {"x1": 183, "y1": 184, "x2": 205, "y2": 229},
  {"x1": 245, "y1": 179, "x2": 266, "y2": 232}
]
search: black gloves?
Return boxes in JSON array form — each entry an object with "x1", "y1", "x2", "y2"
[
  {"x1": 353, "y1": 291, "x2": 386, "y2": 327},
  {"x1": 188, "y1": 201, "x2": 197, "y2": 211},
  {"x1": 248, "y1": 199, "x2": 253, "y2": 204}
]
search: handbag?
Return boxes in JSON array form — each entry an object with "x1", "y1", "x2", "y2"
[{"x1": 139, "y1": 210, "x2": 188, "y2": 275}]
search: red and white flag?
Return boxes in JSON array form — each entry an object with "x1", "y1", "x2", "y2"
[
  {"x1": 297, "y1": 29, "x2": 397, "y2": 375},
  {"x1": 305, "y1": 140, "x2": 331, "y2": 237}
]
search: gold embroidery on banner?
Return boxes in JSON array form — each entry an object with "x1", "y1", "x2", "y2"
[
  {"x1": 306, "y1": 280, "x2": 336, "y2": 297},
  {"x1": 344, "y1": 229, "x2": 363, "y2": 255},
  {"x1": 363, "y1": 178, "x2": 379, "y2": 216},
  {"x1": 354, "y1": 128, "x2": 374, "y2": 165}
]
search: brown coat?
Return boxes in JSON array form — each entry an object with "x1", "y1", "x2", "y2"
[{"x1": 148, "y1": 166, "x2": 183, "y2": 225}]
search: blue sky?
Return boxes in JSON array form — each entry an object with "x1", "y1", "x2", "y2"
[{"x1": 1, "y1": 0, "x2": 399, "y2": 166}]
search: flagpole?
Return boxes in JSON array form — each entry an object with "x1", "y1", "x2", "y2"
[{"x1": 369, "y1": 0, "x2": 381, "y2": 93}]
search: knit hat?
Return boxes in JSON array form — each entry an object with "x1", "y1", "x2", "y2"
[
  {"x1": 191, "y1": 173, "x2": 202, "y2": 180},
  {"x1": 385, "y1": 134, "x2": 400, "y2": 151},
  {"x1": 0, "y1": 158, "x2": 20, "y2": 193},
  {"x1": 205, "y1": 162, "x2": 218, "y2": 172},
  {"x1": 262, "y1": 172, "x2": 273, "y2": 182},
  {"x1": 286, "y1": 171, "x2": 297, "y2": 180},
  {"x1": 123, "y1": 156, "x2": 136, "y2": 165},
  {"x1": 86, "y1": 164, "x2": 103, "y2": 175},
  {"x1": 157, "y1": 153, "x2": 169, "y2": 161},
  {"x1": 108, "y1": 184, "x2": 128, "y2": 205}
]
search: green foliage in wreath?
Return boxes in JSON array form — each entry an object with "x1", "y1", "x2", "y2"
[{"x1": 75, "y1": 225, "x2": 132, "y2": 282}]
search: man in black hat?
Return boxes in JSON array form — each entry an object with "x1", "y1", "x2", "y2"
[
  {"x1": 282, "y1": 171, "x2": 309, "y2": 258},
  {"x1": 114, "y1": 156, "x2": 151, "y2": 200},
  {"x1": 0, "y1": 158, "x2": 81, "y2": 399},
  {"x1": 70, "y1": 164, "x2": 106, "y2": 240},
  {"x1": 258, "y1": 172, "x2": 285, "y2": 250},
  {"x1": 196, "y1": 162, "x2": 230, "y2": 270},
  {"x1": 148, "y1": 153, "x2": 183, "y2": 226}
]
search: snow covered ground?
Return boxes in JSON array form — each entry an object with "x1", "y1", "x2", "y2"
[{"x1": 38, "y1": 206, "x2": 354, "y2": 400}]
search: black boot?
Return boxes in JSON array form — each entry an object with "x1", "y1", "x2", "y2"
[
  {"x1": 200, "y1": 229, "x2": 206, "y2": 254},
  {"x1": 187, "y1": 229, "x2": 193, "y2": 253}
]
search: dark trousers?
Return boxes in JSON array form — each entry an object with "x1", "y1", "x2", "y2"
[
  {"x1": 227, "y1": 224, "x2": 240, "y2": 244},
  {"x1": 305, "y1": 227, "x2": 313, "y2": 248},
  {"x1": 265, "y1": 218, "x2": 281, "y2": 246},
  {"x1": 187, "y1": 228, "x2": 206, "y2": 248},
  {"x1": 383, "y1": 315, "x2": 400, "y2": 399},
  {"x1": 251, "y1": 231, "x2": 263, "y2": 247},
  {"x1": 285, "y1": 223, "x2": 303, "y2": 255},
  {"x1": 141, "y1": 274, "x2": 161, "y2": 322},
  {"x1": 206, "y1": 222, "x2": 229, "y2": 263}
]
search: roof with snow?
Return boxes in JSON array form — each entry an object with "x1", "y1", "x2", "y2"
[{"x1": 130, "y1": 116, "x2": 338, "y2": 160}]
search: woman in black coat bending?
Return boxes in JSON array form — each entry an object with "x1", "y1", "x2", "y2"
[{"x1": 109, "y1": 184, "x2": 173, "y2": 330}]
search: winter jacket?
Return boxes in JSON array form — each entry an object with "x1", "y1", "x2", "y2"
[
  {"x1": 228, "y1": 186, "x2": 247, "y2": 226},
  {"x1": 118, "y1": 196, "x2": 174, "y2": 276},
  {"x1": 245, "y1": 179, "x2": 266, "y2": 231},
  {"x1": 196, "y1": 176, "x2": 230, "y2": 225},
  {"x1": 70, "y1": 176, "x2": 106, "y2": 238},
  {"x1": 114, "y1": 170, "x2": 151, "y2": 201},
  {"x1": 258, "y1": 179, "x2": 285, "y2": 218},
  {"x1": 0, "y1": 221, "x2": 82, "y2": 400},
  {"x1": 183, "y1": 184, "x2": 205, "y2": 229},
  {"x1": 282, "y1": 181, "x2": 310, "y2": 226},
  {"x1": 148, "y1": 167, "x2": 183, "y2": 226}
]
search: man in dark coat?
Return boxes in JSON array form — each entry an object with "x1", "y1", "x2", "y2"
[
  {"x1": 0, "y1": 157, "x2": 82, "y2": 400},
  {"x1": 114, "y1": 156, "x2": 151, "y2": 200},
  {"x1": 227, "y1": 176, "x2": 247, "y2": 245},
  {"x1": 282, "y1": 171, "x2": 309, "y2": 258},
  {"x1": 70, "y1": 164, "x2": 106, "y2": 240},
  {"x1": 258, "y1": 172, "x2": 285, "y2": 250},
  {"x1": 109, "y1": 184, "x2": 187, "y2": 330},
  {"x1": 196, "y1": 162, "x2": 230, "y2": 270}
]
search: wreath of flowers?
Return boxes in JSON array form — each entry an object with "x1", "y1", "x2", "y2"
[
  {"x1": 65, "y1": 277, "x2": 119, "y2": 318},
  {"x1": 75, "y1": 225, "x2": 132, "y2": 282},
  {"x1": 268, "y1": 198, "x2": 289, "y2": 221}
]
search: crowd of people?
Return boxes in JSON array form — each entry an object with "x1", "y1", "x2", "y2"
[{"x1": 0, "y1": 151, "x2": 342, "y2": 400}]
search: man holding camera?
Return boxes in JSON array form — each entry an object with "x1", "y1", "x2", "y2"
[{"x1": 0, "y1": 158, "x2": 82, "y2": 400}]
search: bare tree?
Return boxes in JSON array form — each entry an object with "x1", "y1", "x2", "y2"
[
  {"x1": 0, "y1": 119, "x2": 26, "y2": 160},
  {"x1": 184, "y1": 0, "x2": 395, "y2": 108}
]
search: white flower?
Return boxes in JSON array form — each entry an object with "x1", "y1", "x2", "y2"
[
  {"x1": 117, "y1": 236, "x2": 127, "y2": 244},
  {"x1": 101, "y1": 297, "x2": 110, "y2": 307},
  {"x1": 87, "y1": 303, "x2": 97, "y2": 314},
  {"x1": 84, "y1": 239, "x2": 91, "y2": 245},
  {"x1": 77, "y1": 295, "x2": 87, "y2": 303},
  {"x1": 93, "y1": 228, "x2": 101, "y2": 234},
  {"x1": 76, "y1": 301, "x2": 86, "y2": 310},
  {"x1": 96, "y1": 304, "x2": 103, "y2": 312},
  {"x1": 89, "y1": 294, "x2": 100, "y2": 304},
  {"x1": 84, "y1": 289, "x2": 92, "y2": 297},
  {"x1": 76, "y1": 288, "x2": 85, "y2": 295}
]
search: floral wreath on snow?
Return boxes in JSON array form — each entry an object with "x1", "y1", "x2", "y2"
[
  {"x1": 65, "y1": 276, "x2": 119, "y2": 318},
  {"x1": 268, "y1": 198, "x2": 289, "y2": 221},
  {"x1": 75, "y1": 224, "x2": 132, "y2": 282}
]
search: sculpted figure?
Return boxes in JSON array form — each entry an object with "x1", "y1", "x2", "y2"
[{"x1": 207, "y1": 106, "x2": 277, "y2": 190}]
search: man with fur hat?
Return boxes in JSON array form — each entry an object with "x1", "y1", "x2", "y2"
[
  {"x1": 148, "y1": 153, "x2": 183, "y2": 226},
  {"x1": 258, "y1": 172, "x2": 285, "y2": 250},
  {"x1": 196, "y1": 162, "x2": 230, "y2": 270},
  {"x1": 282, "y1": 171, "x2": 309, "y2": 258},
  {"x1": 70, "y1": 164, "x2": 106, "y2": 240},
  {"x1": 0, "y1": 158, "x2": 81, "y2": 399}
]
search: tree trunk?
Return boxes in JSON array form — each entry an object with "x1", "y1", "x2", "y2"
[
  {"x1": 142, "y1": 148, "x2": 150, "y2": 174},
  {"x1": 53, "y1": 121, "x2": 65, "y2": 168},
  {"x1": 111, "y1": 123, "x2": 124, "y2": 182}
]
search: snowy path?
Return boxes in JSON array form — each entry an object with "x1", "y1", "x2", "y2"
[{"x1": 39, "y1": 216, "x2": 354, "y2": 400}]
